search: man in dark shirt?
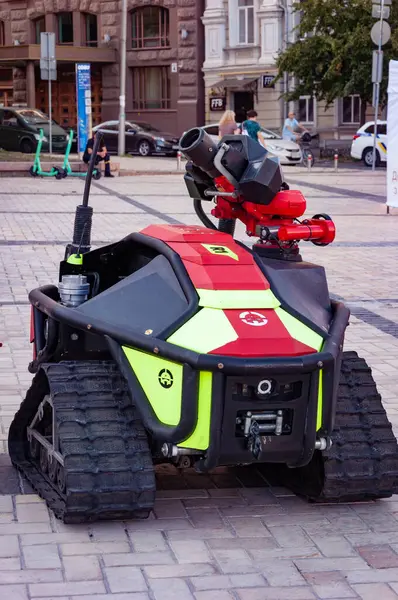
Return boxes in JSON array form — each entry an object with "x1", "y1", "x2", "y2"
[
  {"x1": 83, "y1": 132, "x2": 114, "y2": 177},
  {"x1": 241, "y1": 110, "x2": 265, "y2": 147}
]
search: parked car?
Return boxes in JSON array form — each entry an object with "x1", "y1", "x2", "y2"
[
  {"x1": 351, "y1": 120, "x2": 387, "y2": 167},
  {"x1": 200, "y1": 124, "x2": 303, "y2": 166},
  {"x1": 93, "y1": 120, "x2": 180, "y2": 156},
  {"x1": 0, "y1": 108, "x2": 68, "y2": 154}
]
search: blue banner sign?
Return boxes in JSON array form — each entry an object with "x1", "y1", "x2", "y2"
[{"x1": 75, "y1": 63, "x2": 92, "y2": 154}]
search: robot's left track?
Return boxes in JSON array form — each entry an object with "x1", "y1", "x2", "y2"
[{"x1": 8, "y1": 361, "x2": 156, "y2": 523}]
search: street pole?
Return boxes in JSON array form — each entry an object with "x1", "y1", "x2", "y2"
[
  {"x1": 372, "y1": 0, "x2": 385, "y2": 171},
  {"x1": 47, "y1": 34, "x2": 53, "y2": 155},
  {"x1": 118, "y1": 0, "x2": 127, "y2": 156},
  {"x1": 49, "y1": 75, "x2": 52, "y2": 154}
]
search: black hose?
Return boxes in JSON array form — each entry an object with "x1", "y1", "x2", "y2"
[
  {"x1": 193, "y1": 199, "x2": 218, "y2": 230},
  {"x1": 82, "y1": 131, "x2": 104, "y2": 207},
  {"x1": 218, "y1": 219, "x2": 236, "y2": 236}
]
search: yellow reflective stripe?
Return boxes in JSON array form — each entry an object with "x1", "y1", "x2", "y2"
[
  {"x1": 179, "y1": 372, "x2": 212, "y2": 450},
  {"x1": 123, "y1": 347, "x2": 183, "y2": 426},
  {"x1": 197, "y1": 288, "x2": 280, "y2": 309},
  {"x1": 201, "y1": 244, "x2": 239, "y2": 261},
  {"x1": 378, "y1": 141, "x2": 387, "y2": 154},
  {"x1": 167, "y1": 307, "x2": 237, "y2": 354},
  {"x1": 275, "y1": 307, "x2": 323, "y2": 351},
  {"x1": 317, "y1": 370, "x2": 323, "y2": 431}
]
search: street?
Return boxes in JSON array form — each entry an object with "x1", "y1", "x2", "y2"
[{"x1": 1, "y1": 168, "x2": 398, "y2": 600}]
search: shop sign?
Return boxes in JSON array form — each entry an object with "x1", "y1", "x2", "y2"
[
  {"x1": 209, "y1": 96, "x2": 226, "y2": 111},
  {"x1": 262, "y1": 74, "x2": 275, "y2": 88}
]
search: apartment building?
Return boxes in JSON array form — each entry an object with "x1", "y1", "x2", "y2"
[
  {"x1": 202, "y1": 0, "x2": 369, "y2": 139},
  {"x1": 0, "y1": 0, "x2": 205, "y2": 134}
]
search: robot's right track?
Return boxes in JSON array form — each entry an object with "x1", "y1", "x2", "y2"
[
  {"x1": 266, "y1": 351, "x2": 398, "y2": 502},
  {"x1": 8, "y1": 361, "x2": 156, "y2": 523}
]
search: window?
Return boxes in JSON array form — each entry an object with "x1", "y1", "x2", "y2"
[
  {"x1": 365, "y1": 123, "x2": 387, "y2": 136},
  {"x1": 298, "y1": 95, "x2": 314, "y2": 123},
  {"x1": 2, "y1": 110, "x2": 19, "y2": 127},
  {"x1": 33, "y1": 17, "x2": 45, "y2": 44},
  {"x1": 58, "y1": 12, "x2": 73, "y2": 45},
  {"x1": 238, "y1": 0, "x2": 254, "y2": 45},
  {"x1": 132, "y1": 66, "x2": 171, "y2": 110},
  {"x1": 131, "y1": 6, "x2": 169, "y2": 49},
  {"x1": 84, "y1": 13, "x2": 97, "y2": 47},
  {"x1": 0, "y1": 21, "x2": 4, "y2": 46},
  {"x1": 342, "y1": 95, "x2": 361, "y2": 124}
]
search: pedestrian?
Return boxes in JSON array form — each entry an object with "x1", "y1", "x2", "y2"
[
  {"x1": 218, "y1": 110, "x2": 240, "y2": 138},
  {"x1": 282, "y1": 111, "x2": 308, "y2": 141},
  {"x1": 240, "y1": 110, "x2": 265, "y2": 147},
  {"x1": 83, "y1": 131, "x2": 114, "y2": 178}
]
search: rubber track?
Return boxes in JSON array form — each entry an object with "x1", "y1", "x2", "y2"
[
  {"x1": 271, "y1": 351, "x2": 398, "y2": 502},
  {"x1": 8, "y1": 361, "x2": 156, "y2": 523}
]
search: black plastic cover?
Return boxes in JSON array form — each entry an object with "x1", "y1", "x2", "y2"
[
  {"x1": 239, "y1": 155, "x2": 283, "y2": 205},
  {"x1": 256, "y1": 256, "x2": 332, "y2": 336},
  {"x1": 76, "y1": 255, "x2": 189, "y2": 337}
]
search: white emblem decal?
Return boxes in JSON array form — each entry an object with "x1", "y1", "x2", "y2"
[{"x1": 239, "y1": 311, "x2": 268, "y2": 326}]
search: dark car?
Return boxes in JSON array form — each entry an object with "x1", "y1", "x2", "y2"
[
  {"x1": 0, "y1": 108, "x2": 68, "y2": 154},
  {"x1": 93, "y1": 120, "x2": 179, "y2": 156}
]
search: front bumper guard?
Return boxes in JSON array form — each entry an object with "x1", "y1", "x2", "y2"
[{"x1": 29, "y1": 284, "x2": 349, "y2": 466}]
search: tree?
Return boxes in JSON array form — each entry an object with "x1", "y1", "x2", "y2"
[{"x1": 276, "y1": 0, "x2": 398, "y2": 124}]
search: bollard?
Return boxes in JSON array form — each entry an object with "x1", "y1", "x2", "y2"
[
  {"x1": 177, "y1": 150, "x2": 182, "y2": 171},
  {"x1": 334, "y1": 152, "x2": 338, "y2": 172},
  {"x1": 307, "y1": 154, "x2": 312, "y2": 172}
]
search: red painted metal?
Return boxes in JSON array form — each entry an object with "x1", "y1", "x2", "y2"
[
  {"x1": 183, "y1": 261, "x2": 269, "y2": 291},
  {"x1": 209, "y1": 309, "x2": 315, "y2": 357},
  {"x1": 141, "y1": 224, "x2": 271, "y2": 291}
]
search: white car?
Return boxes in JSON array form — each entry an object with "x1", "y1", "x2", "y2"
[
  {"x1": 350, "y1": 120, "x2": 387, "y2": 167},
  {"x1": 201, "y1": 124, "x2": 303, "y2": 166}
]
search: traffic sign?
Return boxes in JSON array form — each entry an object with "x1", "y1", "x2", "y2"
[
  {"x1": 372, "y1": 50, "x2": 383, "y2": 83},
  {"x1": 371, "y1": 20, "x2": 391, "y2": 46},
  {"x1": 372, "y1": 4, "x2": 390, "y2": 19},
  {"x1": 372, "y1": 0, "x2": 391, "y2": 5},
  {"x1": 40, "y1": 32, "x2": 56, "y2": 81}
]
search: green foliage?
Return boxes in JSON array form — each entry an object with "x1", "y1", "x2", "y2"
[{"x1": 276, "y1": 0, "x2": 398, "y2": 111}]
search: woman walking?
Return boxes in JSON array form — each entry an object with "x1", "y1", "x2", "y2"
[{"x1": 218, "y1": 110, "x2": 239, "y2": 138}]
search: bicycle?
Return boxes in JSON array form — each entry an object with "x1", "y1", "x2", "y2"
[{"x1": 297, "y1": 131, "x2": 315, "y2": 167}]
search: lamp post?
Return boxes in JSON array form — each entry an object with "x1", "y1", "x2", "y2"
[{"x1": 118, "y1": 0, "x2": 127, "y2": 156}]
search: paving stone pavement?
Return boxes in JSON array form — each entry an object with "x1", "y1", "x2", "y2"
[{"x1": 0, "y1": 169, "x2": 398, "y2": 600}]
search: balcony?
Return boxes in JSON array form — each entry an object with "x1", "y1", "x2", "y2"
[{"x1": 0, "y1": 44, "x2": 116, "y2": 64}]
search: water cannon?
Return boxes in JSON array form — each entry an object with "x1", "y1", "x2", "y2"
[{"x1": 179, "y1": 127, "x2": 335, "y2": 258}]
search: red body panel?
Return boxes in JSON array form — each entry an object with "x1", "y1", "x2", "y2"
[
  {"x1": 143, "y1": 224, "x2": 271, "y2": 291},
  {"x1": 183, "y1": 262, "x2": 269, "y2": 291},
  {"x1": 210, "y1": 309, "x2": 315, "y2": 357},
  {"x1": 140, "y1": 224, "x2": 317, "y2": 358},
  {"x1": 141, "y1": 224, "x2": 233, "y2": 244}
]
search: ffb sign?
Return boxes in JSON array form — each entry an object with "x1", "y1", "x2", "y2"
[
  {"x1": 209, "y1": 96, "x2": 226, "y2": 112},
  {"x1": 262, "y1": 74, "x2": 275, "y2": 88}
]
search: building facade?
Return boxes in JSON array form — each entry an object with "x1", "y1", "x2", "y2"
[
  {"x1": 0, "y1": 0, "x2": 205, "y2": 135},
  {"x1": 202, "y1": 0, "x2": 374, "y2": 139}
]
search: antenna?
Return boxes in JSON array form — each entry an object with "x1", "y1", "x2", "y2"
[{"x1": 65, "y1": 131, "x2": 104, "y2": 259}]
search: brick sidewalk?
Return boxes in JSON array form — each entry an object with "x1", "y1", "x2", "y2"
[{"x1": 0, "y1": 170, "x2": 398, "y2": 599}]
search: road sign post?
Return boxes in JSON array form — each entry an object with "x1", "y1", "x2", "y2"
[
  {"x1": 370, "y1": 0, "x2": 390, "y2": 171},
  {"x1": 40, "y1": 32, "x2": 56, "y2": 154}
]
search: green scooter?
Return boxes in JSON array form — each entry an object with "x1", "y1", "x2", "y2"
[
  {"x1": 58, "y1": 130, "x2": 101, "y2": 180},
  {"x1": 29, "y1": 129, "x2": 63, "y2": 178}
]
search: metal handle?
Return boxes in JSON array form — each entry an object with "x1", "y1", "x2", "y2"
[{"x1": 213, "y1": 143, "x2": 240, "y2": 188}]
